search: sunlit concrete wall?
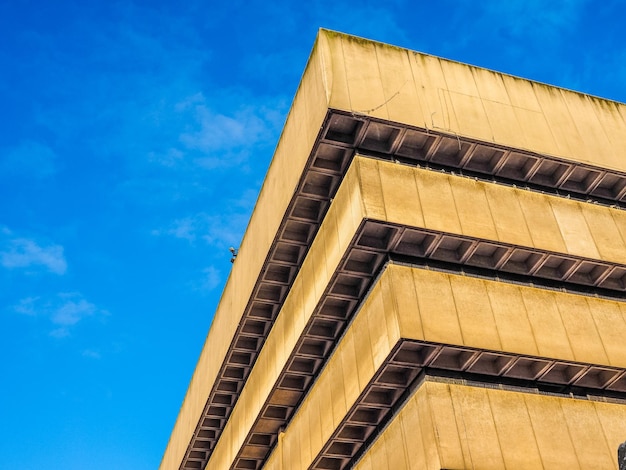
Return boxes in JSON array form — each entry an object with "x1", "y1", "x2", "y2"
[
  {"x1": 261, "y1": 263, "x2": 626, "y2": 469},
  {"x1": 353, "y1": 380, "x2": 626, "y2": 470},
  {"x1": 161, "y1": 29, "x2": 626, "y2": 470},
  {"x1": 200, "y1": 154, "x2": 626, "y2": 468},
  {"x1": 318, "y1": 30, "x2": 626, "y2": 171}
]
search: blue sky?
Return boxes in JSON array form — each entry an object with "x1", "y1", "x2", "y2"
[{"x1": 1, "y1": 1, "x2": 625, "y2": 468}]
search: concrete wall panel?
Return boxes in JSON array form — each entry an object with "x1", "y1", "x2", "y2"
[
  {"x1": 356, "y1": 380, "x2": 626, "y2": 470},
  {"x1": 356, "y1": 156, "x2": 626, "y2": 264}
]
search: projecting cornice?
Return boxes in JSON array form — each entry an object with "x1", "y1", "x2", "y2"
[{"x1": 315, "y1": 29, "x2": 626, "y2": 174}]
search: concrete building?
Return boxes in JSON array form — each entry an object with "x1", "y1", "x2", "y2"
[{"x1": 161, "y1": 30, "x2": 626, "y2": 469}]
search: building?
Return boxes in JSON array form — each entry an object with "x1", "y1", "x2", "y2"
[{"x1": 161, "y1": 30, "x2": 626, "y2": 469}]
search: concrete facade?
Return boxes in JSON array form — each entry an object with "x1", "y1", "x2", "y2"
[{"x1": 161, "y1": 30, "x2": 626, "y2": 470}]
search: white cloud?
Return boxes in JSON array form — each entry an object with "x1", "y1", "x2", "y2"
[
  {"x1": 13, "y1": 296, "x2": 39, "y2": 316},
  {"x1": 166, "y1": 217, "x2": 198, "y2": 242},
  {"x1": 107, "y1": 86, "x2": 285, "y2": 212},
  {"x1": 1, "y1": 237, "x2": 67, "y2": 275},
  {"x1": 155, "y1": 212, "x2": 248, "y2": 249},
  {"x1": 51, "y1": 295, "x2": 97, "y2": 326},
  {"x1": 173, "y1": 92, "x2": 284, "y2": 170},
  {"x1": 200, "y1": 212, "x2": 250, "y2": 248},
  {"x1": 82, "y1": 349, "x2": 102, "y2": 359},
  {"x1": 50, "y1": 327, "x2": 70, "y2": 339},
  {"x1": 199, "y1": 266, "x2": 221, "y2": 292},
  {"x1": 153, "y1": 189, "x2": 258, "y2": 249},
  {"x1": 180, "y1": 109, "x2": 255, "y2": 152},
  {"x1": 12, "y1": 292, "x2": 107, "y2": 339}
]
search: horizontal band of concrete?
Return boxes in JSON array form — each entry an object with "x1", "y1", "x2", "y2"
[
  {"x1": 389, "y1": 265, "x2": 626, "y2": 368},
  {"x1": 322, "y1": 109, "x2": 626, "y2": 206},
  {"x1": 355, "y1": 156, "x2": 626, "y2": 264},
  {"x1": 318, "y1": 30, "x2": 626, "y2": 172},
  {"x1": 355, "y1": 379, "x2": 626, "y2": 470}
]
